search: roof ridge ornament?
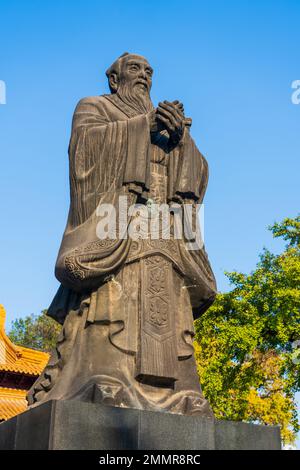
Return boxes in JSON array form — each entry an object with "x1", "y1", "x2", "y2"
[{"x1": 0, "y1": 304, "x2": 6, "y2": 330}]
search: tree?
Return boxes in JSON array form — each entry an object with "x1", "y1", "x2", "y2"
[
  {"x1": 8, "y1": 310, "x2": 61, "y2": 353},
  {"x1": 195, "y1": 215, "x2": 300, "y2": 444}
]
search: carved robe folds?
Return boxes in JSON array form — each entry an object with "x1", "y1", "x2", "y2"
[{"x1": 27, "y1": 94, "x2": 217, "y2": 416}]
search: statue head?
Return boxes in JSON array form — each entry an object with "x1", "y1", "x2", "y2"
[
  {"x1": 106, "y1": 52, "x2": 153, "y2": 94},
  {"x1": 106, "y1": 53, "x2": 154, "y2": 113}
]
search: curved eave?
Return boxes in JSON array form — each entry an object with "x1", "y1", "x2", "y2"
[
  {"x1": 0, "y1": 306, "x2": 49, "y2": 376},
  {"x1": 0, "y1": 346, "x2": 49, "y2": 375}
]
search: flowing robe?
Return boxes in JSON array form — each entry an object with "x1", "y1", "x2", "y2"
[{"x1": 27, "y1": 94, "x2": 217, "y2": 415}]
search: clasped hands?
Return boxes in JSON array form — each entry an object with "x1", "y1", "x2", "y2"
[{"x1": 149, "y1": 100, "x2": 188, "y2": 144}]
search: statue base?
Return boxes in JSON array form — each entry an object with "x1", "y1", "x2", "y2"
[{"x1": 0, "y1": 399, "x2": 281, "y2": 450}]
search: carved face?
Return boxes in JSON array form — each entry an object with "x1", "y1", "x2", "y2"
[
  {"x1": 115, "y1": 56, "x2": 153, "y2": 95},
  {"x1": 108, "y1": 54, "x2": 154, "y2": 113}
]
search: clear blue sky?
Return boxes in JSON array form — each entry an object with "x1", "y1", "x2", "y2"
[{"x1": 0, "y1": 0, "x2": 299, "y2": 444}]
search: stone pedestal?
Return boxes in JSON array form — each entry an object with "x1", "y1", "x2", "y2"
[{"x1": 0, "y1": 399, "x2": 281, "y2": 450}]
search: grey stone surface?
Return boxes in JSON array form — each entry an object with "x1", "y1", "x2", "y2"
[
  {"x1": 215, "y1": 419, "x2": 281, "y2": 450},
  {"x1": 0, "y1": 399, "x2": 281, "y2": 450},
  {"x1": 52, "y1": 400, "x2": 140, "y2": 450},
  {"x1": 0, "y1": 413, "x2": 17, "y2": 450},
  {"x1": 15, "y1": 399, "x2": 53, "y2": 450},
  {"x1": 139, "y1": 411, "x2": 215, "y2": 450}
]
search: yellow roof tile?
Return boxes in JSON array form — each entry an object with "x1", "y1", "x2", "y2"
[
  {"x1": 0, "y1": 387, "x2": 28, "y2": 420},
  {"x1": 0, "y1": 305, "x2": 49, "y2": 376}
]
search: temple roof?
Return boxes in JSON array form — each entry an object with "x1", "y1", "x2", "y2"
[
  {"x1": 0, "y1": 305, "x2": 49, "y2": 376},
  {"x1": 0, "y1": 387, "x2": 27, "y2": 421}
]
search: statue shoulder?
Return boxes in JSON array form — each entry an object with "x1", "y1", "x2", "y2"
[{"x1": 74, "y1": 95, "x2": 109, "y2": 113}]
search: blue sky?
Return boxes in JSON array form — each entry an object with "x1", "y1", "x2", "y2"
[{"x1": 0, "y1": 0, "x2": 299, "y2": 444}]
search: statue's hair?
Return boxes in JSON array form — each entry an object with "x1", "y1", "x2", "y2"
[{"x1": 105, "y1": 52, "x2": 130, "y2": 79}]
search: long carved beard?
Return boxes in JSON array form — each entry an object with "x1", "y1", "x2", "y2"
[{"x1": 117, "y1": 81, "x2": 154, "y2": 115}]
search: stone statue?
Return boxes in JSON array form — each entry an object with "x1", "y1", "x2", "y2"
[{"x1": 27, "y1": 53, "x2": 217, "y2": 416}]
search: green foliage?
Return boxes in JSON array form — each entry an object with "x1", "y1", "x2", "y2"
[
  {"x1": 195, "y1": 215, "x2": 300, "y2": 444},
  {"x1": 8, "y1": 310, "x2": 61, "y2": 353},
  {"x1": 270, "y1": 215, "x2": 300, "y2": 247}
]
